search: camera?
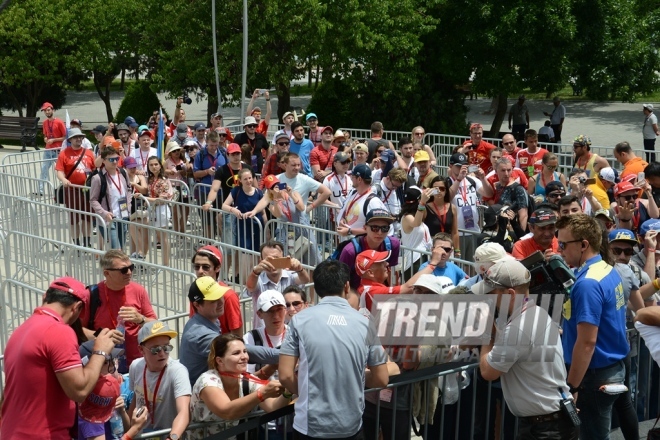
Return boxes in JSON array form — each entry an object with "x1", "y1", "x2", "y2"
[
  {"x1": 176, "y1": 164, "x2": 184, "y2": 171},
  {"x1": 578, "y1": 176, "x2": 587, "y2": 184},
  {"x1": 521, "y1": 251, "x2": 576, "y2": 318},
  {"x1": 182, "y1": 94, "x2": 192, "y2": 105}
]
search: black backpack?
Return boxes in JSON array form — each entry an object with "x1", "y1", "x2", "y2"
[
  {"x1": 86, "y1": 284, "x2": 102, "y2": 332},
  {"x1": 85, "y1": 168, "x2": 129, "y2": 206}
]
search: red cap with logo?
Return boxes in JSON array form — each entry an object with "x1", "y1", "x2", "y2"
[
  {"x1": 78, "y1": 374, "x2": 120, "y2": 423},
  {"x1": 356, "y1": 250, "x2": 391, "y2": 276},
  {"x1": 193, "y1": 245, "x2": 223, "y2": 267},
  {"x1": 227, "y1": 143, "x2": 241, "y2": 154},
  {"x1": 48, "y1": 277, "x2": 90, "y2": 309}
]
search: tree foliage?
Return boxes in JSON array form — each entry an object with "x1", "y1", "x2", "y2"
[{"x1": 115, "y1": 81, "x2": 162, "y2": 126}]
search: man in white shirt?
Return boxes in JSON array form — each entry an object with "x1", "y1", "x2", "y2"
[
  {"x1": 131, "y1": 129, "x2": 157, "y2": 174},
  {"x1": 543, "y1": 96, "x2": 566, "y2": 143},
  {"x1": 643, "y1": 103, "x2": 660, "y2": 162},
  {"x1": 336, "y1": 164, "x2": 386, "y2": 239}
]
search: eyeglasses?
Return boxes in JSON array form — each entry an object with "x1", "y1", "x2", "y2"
[
  {"x1": 339, "y1": 160, "x2": 351, "y2": 165},
  {"x1": 368, "y1": 225, "x2": 390, "y2": 233},
  {"x1": 194, "y1": 264, "x2": 212, "y2": 271},
  {"x1": 286, "y1": 301, "x2": 304, "y2": 308},
  {"x1": 218, "y1": 134, "x2": 227, "y2": 137},
  {"x1": 147, "y1": 344, "x2": 173, "y2": 355},
  {"x1": 546, "y1": 165, "x2": 557, "y2": 170},
  {"x1": 557, "y1": 239, "x2": 583, "y2": 250},
  {"x1": 434, "y1": 245, "x2": 453, "y2": 253},
  {"x1": 546, "y1": 192, "x2": 565, "y2": 198},
  {"x1": 246, "y1": 124, "x2": 257, "y2": 128},
  {"x1": 107, "y1": 157, "x2": 120, "y2": 163},
  {"x1": 611, "y1": 247, "x2": 635, "y2": 256},
  {"x1": 106, "y1": 264, "x2": 135, "y2": 274},
  {"x1": 277, "y1": 142, "x2": 290, "y2": 146},
  {"x1": 620, "y1": 194, "x2": 637, "y2": 201},
  {"x1": 414, "y1": 132, "x2": 425, "y2": 136}
]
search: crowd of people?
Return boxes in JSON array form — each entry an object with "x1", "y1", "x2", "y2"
[{"x1": 6, "y1": 98, "x2": 660, "y2": 439}]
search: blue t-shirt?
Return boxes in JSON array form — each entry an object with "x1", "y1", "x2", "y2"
[
  {"x1": 418, "y1": 261, "x2": 468, "y2": 286},
  {"x1": 193, "y1": 147, "x2": 225, "y2": 193},
  {"x1": 289, "y1": 139, "x2": 314, "y2": 177},
  {"x1": 562, "y1": 255, "x2": 628, "y2": 368}
]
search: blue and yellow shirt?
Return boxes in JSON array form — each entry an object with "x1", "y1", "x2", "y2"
[{"x1": 562, "y1": 255, "x2": 628, "y2": 368}]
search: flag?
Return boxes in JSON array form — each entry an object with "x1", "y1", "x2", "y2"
[
  {"x1": 157, "y1": 107, "x2": 164, "y2": 160},
  {"x1": 64, "y1": 109, "x2": 70, "y2": 147}
]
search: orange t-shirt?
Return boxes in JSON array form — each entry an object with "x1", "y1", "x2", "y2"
[
  {"x1": 512, "y1": 236, "x2": 559, "y2": 260},
  {"x1": 622, "y1": 157, "x2": 649, "y2": 179},
  {"x1": 463, "y1": 140, "x2": 496, "y2": 173},
  {"x1": 55, "y1": 147, "x2": 96, "y2": 185}
]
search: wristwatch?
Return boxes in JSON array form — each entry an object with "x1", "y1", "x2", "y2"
[
  {"x1": 567, "y1": 382, "x2": 581, "y2": 394},
  {"x1": 168, "y1": 435, "x2": 179, "y2": 440},
  {"x1": 92, "y1": 350, "x2": 110, "y2": 361}
]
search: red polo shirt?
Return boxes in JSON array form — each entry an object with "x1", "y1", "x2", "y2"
[
  {"x1": 463, "y1": 140, "x2": 496, "y2": 173},
  {"x1": 358, "y1": 279, "x2": 401, "y2": 311}
]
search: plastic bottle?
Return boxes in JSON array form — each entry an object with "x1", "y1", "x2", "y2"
[
  {"x1": 109, "y1": 409, "x2": 124, "y2": 439},
  {"x1": 116, "y1": 316, "x2": 127, "y2": 374}
]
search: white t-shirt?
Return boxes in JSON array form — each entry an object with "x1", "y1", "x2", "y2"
[
  {"x1": 549, "y1": 104, "x2": 566, "y2": 125},
  {"x1": 132, "y1": 147, "x2": 158, "y2": 172},
  {"x1": 644, "y1": 113, "x2": 658, "y2": 139},
  {"x1": 450, "y1": 177, "x2": 482, "y2": 233},
  {"x1": 636, "y1": 321, "x2": 660, "y2": 367},
  {"x1": 277, "y1": 172, "x2": 320, "y2": 203},
  {"x1": 244, "y1": 326, "x2": 288, "y2": 374},
  {"x1": 323, "y1": 172, "x2": 353, "y2": 218},
  {"x1": 336, "y1": 187, "x2": 386, "y2": 232}
]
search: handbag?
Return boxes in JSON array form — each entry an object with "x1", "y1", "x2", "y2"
[
  {"x1": 649, "y1": 413, "x2": 660, "y2": 439},
  {"x1": 55, "y1": 148, "x2": 86, "y2": 204},
  {"x1": 293, "y1": 234, "x2": 310, "y2": 260}
]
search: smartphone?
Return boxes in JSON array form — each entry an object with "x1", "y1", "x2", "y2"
[
  {"x1": 468, "y1": 165, "x2": 479, "y2": 173},
  {"x1": 430, "y1": 189, "x2": 440, "y2": 196},
  {"x1": 277, "y1": 182, "x2": 287, "y2": 190},
  {"x1": 638, "y1": 171, "x2": 645, "y2": 182},
  {"x1": 585, "y1": 178, "x2": 596, "y2": 185},
  {"x1": 259, "y1": 89, "x2": 266, "y2": 95},
  {"x1": 135, "y1": 407, "x2": 146, "y2": 418},
  {"x1": 270, "y1": 256, "x2": 291, "y2": 269}
]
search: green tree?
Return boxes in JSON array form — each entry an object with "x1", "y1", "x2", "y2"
[{"x1": 0, "y1": 0, "x2": 84, "y2": 116}]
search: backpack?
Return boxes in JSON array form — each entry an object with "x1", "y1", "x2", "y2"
[
  {"x1": 86, "y1": 284, "x2": 102, "y2": 332},
  {"x1": 329, "y1": 234, "x2": 392, "y2": 261},
  {"x1": 248, "y1": 329, "x2": 264, "y2": 371},
  {"x1": 85, "y1": 168, "x2": 129, "y2": 208}
]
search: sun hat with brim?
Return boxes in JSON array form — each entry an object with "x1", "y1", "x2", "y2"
[
  {"x1": 67, "y1": 128, "x2": 86, "y2": 140},
  {"x1": 137, "y1": 320, "x2": 178, "y2": 345},
  {"x1": 165, "y1": 142, "x2": 182, "y2": 156}
]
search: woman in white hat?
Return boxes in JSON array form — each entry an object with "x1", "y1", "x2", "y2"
[{"x1": 164, "y1": 141, "x2": 191, "y2": 238}]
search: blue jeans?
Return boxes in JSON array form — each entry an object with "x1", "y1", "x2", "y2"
[
  {"x1": 40, "y1": 149, "x2": 59, "y2": 190},
  {"x1": 98, "y1": 221, "x2": 127, "y2": 250},
  {"x1": 573, "y1": 360, "x2": 625, "y2": 440}
]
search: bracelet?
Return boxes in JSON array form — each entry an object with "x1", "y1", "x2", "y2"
[
  {"x1": 428, "y1": 264, "x2": 437, "y2": 270},
  {"x1": 257, "y1": 388, "x2": 265, "y2": 402},
  {"x1": 295, "y1": 269, "x2": 304, "y2": 273},
  {"x1": 654, "y1": 279, "x2": 660, "y2": 291},
  {"x1": 252, "y1": 268, "x2": 260, "y2": 276},
  {"x1": 567, "y1": 383, "x2": 581, "y2": 394},
  {"x1": 122, "y1": 434, "x2": 133, "y2": 440},
  {"x1": 417, "y1": 205, "x2": 426, "y2": 211},
  {"x1": 204, "y1": 201, "x2": 212, "y2": 206},
  {"x1": 419, "y1": 202, "x2": 426, "y2": 206},
  {"x1": 266, "y1": 99, "x2": 270, "y2": 101},
  {"x1": 648, "y1": 248, "x2": 656, "y2": 253},
  {"x1": 282, "y1": 391, "x2": 293, "y2": 399}
]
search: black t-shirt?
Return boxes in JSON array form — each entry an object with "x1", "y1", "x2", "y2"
[
  {"x1": 213, "y1": 163, "x2": 251, "y2": 203},
  {"x1": 233, "y1": 132, "x2": 268, "y2": 174},
  {"x1": 366, "y1": 138, "x2": 389, "y2": 163}
]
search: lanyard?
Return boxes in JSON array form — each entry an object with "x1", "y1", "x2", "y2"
[
  {"x1": 140, "y1": 149, "x2": 149, "y2": 170},
  {"x1": 333, "y1": 173, "x2": 347, "y2": 196},
  {"x1": 320, "y1": 147, "x2": 334, "y2": 170},
  {"x1": 417, "y1": 169, "x2": 429, "y2": 186},
  {"x1": 122, "y1": 141, "x2": 133, "y2": 157},
  {"x1": 342, "y1": 190, "x2": 370, "y2": 221},
  {"x1": 45, "y1": 119, "x2": 54, "y2": 138},
  {"x1": 427, "y1": 203, "x2": 447, "y2": 232},
  {"x1": 218, "y1": 371, "x2": 270, "y2": 385},
  {"x1": 581, "y1": 197, "x2": 587, "y2": 212},
  {"x1": 228, "y1": 165, "x2": 240, "y2": 187},
  {"x1": 459, "y1": 179, "x2": 469, "y2": 203},
  {"x1": 143, "y1": 366, "x2": 167, "y2": 425},
  {"x1": 264, "y1": 328, "x2": 285, "y2": 348},
  {"x1": 575, "y1": 153, "x2": 591, "y2": 170},
  {"x1": 107, "y1": 171, "x2": 123, "y2": 196}
]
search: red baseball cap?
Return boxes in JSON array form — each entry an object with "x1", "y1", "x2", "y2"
[
  {"x1": 49, "y1": 277, "x2": 89, "y2": 309},
  {"x1": 40, "y1": 102, "x2": 54, "y2": 111},
  {"x1": 78, "y1": 374, "x2": 120, "y2": 423},
  {"x1": 614, "y1": 181, "x2": 640, "y2": 198},
  {"x1": 356, "y1": 250, "x2": 391, "y2": 276},
  {"x1": 263, "y1": 174, "x2": 280, "y2": 189},
  {"x1": 321, "y1": 126, "x2": 334, "y2": 134},
  {"x1": 227, "y1": 143, "x2": 241, "y2": 154},
  {"x1": 193, "y1": 245, "x2": 223, "y2": 266}
]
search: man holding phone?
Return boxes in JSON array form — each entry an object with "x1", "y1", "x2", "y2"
[
  {"x1": 246, "y1": 240, "x2": 310, "y2": 329},
  {"x1": 611, "y1": 180, "x2": 659, "y2": 234},
  {"x1": 460, "y1": 123, "x2": 496, "y2": 174}
]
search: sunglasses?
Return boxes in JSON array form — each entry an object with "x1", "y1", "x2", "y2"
[
  {"x1": 106, "y1": 264, "x2": 135, "y2": 274},
  {"x1": 218, "y1": 134, "x2": 227, "y2": 137},
  {"x1": 277, "y1": 142, "x2": 290, "y2": 146},
  {"x1": 619, "y1": 194, "x2": 636, "y2": 201},
  {"x1": 558, "y1": 239, "x2": 582, "y2": 250},
  {"x1": 194, "y1": 264, "x2": 212, "y2": 271},
  {"x1": 286, "y1": 301, "x2": 304, "y2": 308},
  {"x1": 434, "y1": 245, "x2": 453, "y2": 253},
  {"x1": 246, "y1": 124, "x2": 257, "y2": 128},
  {"x1": 546, "y1": 165, "x2": 557, "y2": 170},
  {"x1": 368, "y1": 225, "x2": 390, "y2": 233},
  {"x1": 147, "y1": 344, "x2": 173, "y2": 355},
  {"x1": 414, "y1": 132, "x2": 425, "y2": 136},
  {"x1": 546, "y1": 192, "x2": 565, "y2": 198},
  {"x1": 434, "y1": 187, "x2": 446, "y2": 191},
  {"x1": 107, "y1": 157, "x2": 120, "y2": 163},
  {"x1": 611, "y1": 247, "x2": 634, "y2": 256}
]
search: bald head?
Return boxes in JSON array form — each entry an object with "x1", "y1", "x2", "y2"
[{"x1": 502, "y1": 134, "x2": 516, "y2": 153}]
